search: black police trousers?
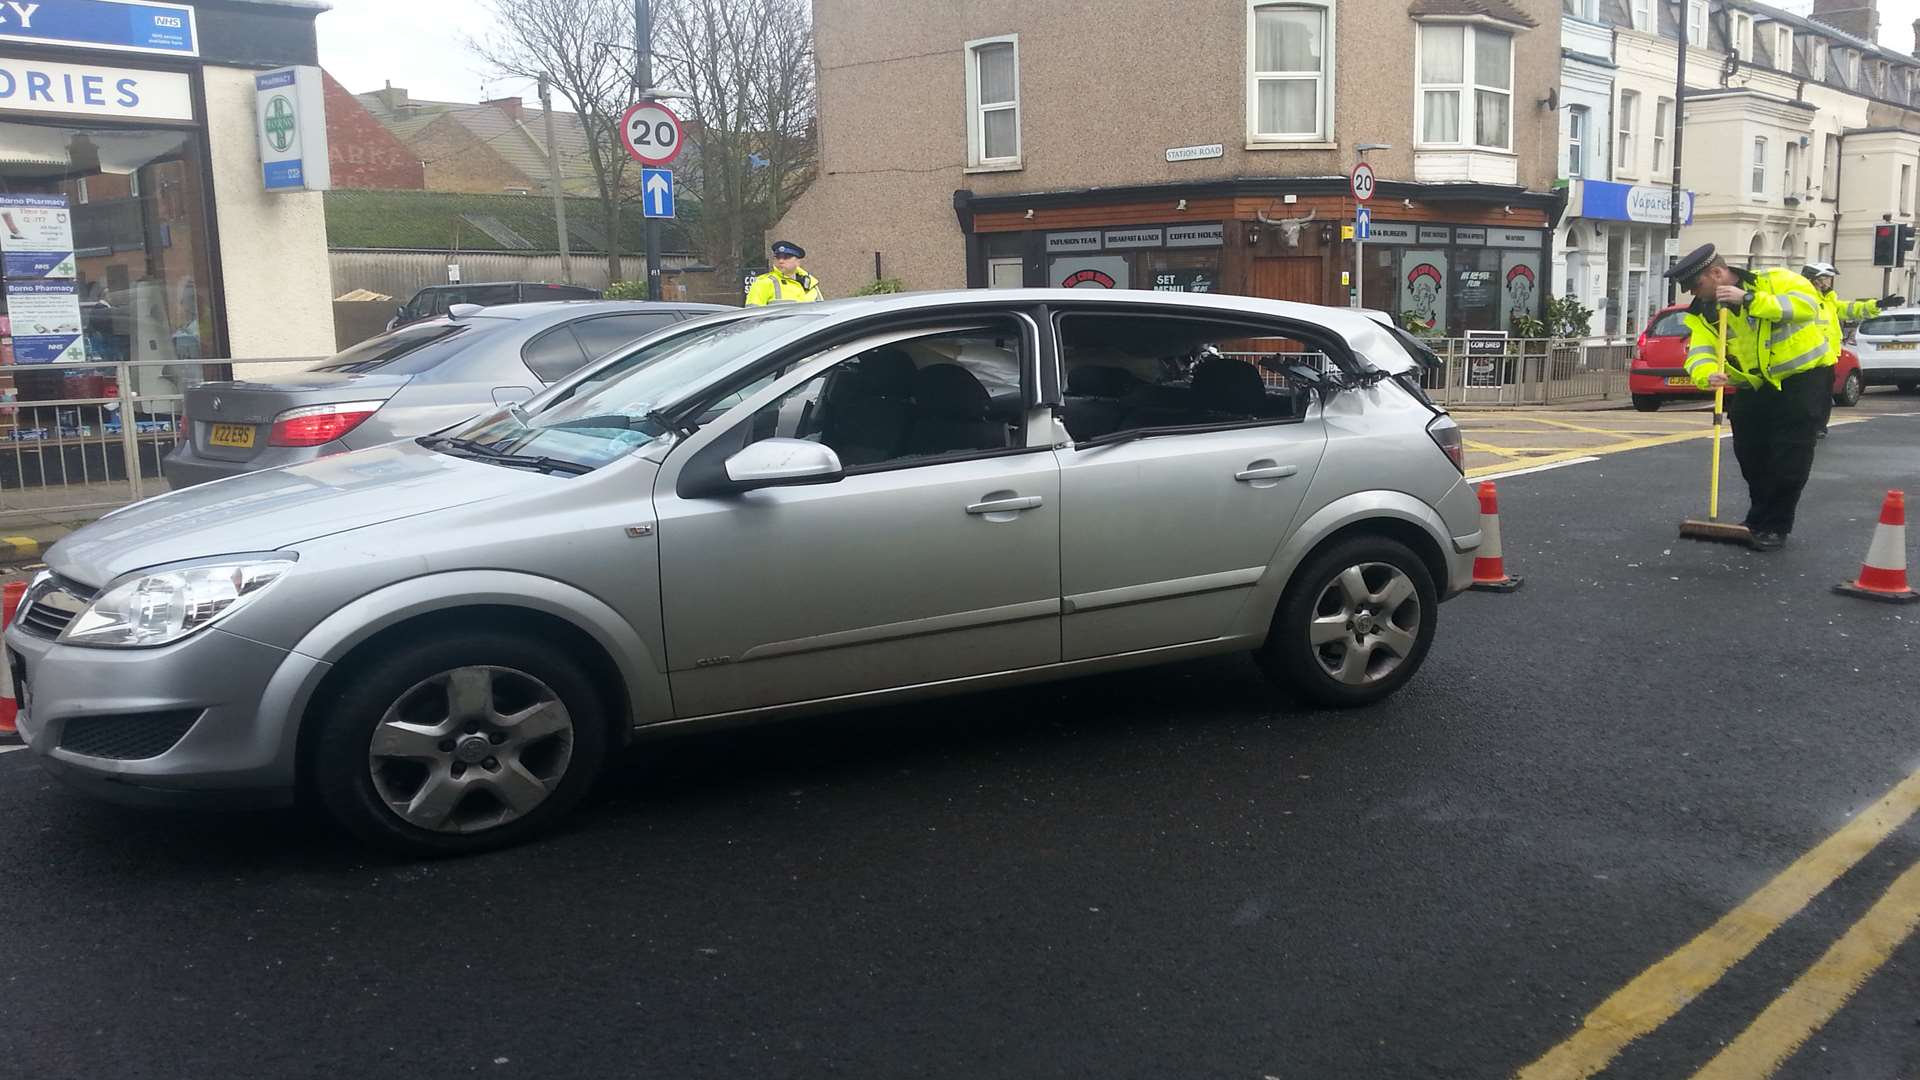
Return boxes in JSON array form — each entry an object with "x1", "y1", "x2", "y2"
[{"x1": 1726, "y1": 367, "x2": 1832, "y2": 535}]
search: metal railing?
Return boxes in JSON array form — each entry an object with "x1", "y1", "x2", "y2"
[
  {"x1": 1413, "y1": 339, "x2": 1636, "y2": 407},
  {"x1": 0, "y1": 358, "x2": 312, "y2": 523}
]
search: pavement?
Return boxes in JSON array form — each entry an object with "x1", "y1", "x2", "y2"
[{"x1": 1, "y1": 399, "x2": 1918, "y2": 1079}]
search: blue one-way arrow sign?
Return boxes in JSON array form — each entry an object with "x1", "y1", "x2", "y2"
[{"x1": 642, "y1": 168, "x2": 675, "y2": 218}]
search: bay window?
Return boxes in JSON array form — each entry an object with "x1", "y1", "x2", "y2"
[{"x1": 1418, "y1": 23, "x2": 1513, "y2": 151}]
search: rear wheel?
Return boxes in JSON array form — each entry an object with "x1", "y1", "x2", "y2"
[
  {"x1": 1631, "y1": 395, "x2": 1662, "y2": 412},
  {"x1": 1835, "y1": 370, "x2": 1864, "y2": 407},
  {"x1": 1256, "y1": 536, "x2": 1439, "y2": 708},
  {"x1": 312, "y1": 632, "x2": 608, "y2": 856}
]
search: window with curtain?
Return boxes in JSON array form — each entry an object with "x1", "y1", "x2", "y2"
[
  {"x1": 1418, "y1": 23, "x2": 1512, "y2": 151},
  {"x1": 966, "y1": 37, "x2": 1019, "y2": 166},
  {"x1": 1249, "y1": 3, "x2": 1331, "y2": 141}
]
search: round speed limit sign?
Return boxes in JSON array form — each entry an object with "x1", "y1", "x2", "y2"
[
  {"x1": 620, "y1": 101, "x2": 684, "y2": 165},
  {"x1": 1350, "y1": 161, "x2": 1376, "y2": 203}
]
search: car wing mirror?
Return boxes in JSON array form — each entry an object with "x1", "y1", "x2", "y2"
[{"x1": 723, "y1": 438, "x2": 844, "y2": 490}]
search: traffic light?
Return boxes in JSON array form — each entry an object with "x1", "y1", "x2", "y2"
[
  {"x1": 1875, "y1": 223, "x2": 1899, "y2": 267},
  {"x1": 1900, "y1": 224, "x2": 1917, "y2": 267}
]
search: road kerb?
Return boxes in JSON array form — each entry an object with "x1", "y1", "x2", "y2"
[{"x1": 1515, "y1": 765, "x2": 1920, "y2": 1080}]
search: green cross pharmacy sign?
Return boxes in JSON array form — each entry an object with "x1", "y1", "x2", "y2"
[{"x1": 253, "y1": 66, "x2": 331, "y2": 193}]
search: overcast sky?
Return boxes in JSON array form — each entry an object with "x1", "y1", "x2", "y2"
[{"x1": 316, "y1": 0, "x2": 1920, "y2": 105}]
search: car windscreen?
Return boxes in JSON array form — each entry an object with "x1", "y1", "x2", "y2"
[
  {"x1": 1857, "y1": 313, "x2": 1920, "y2": 336},
  {"x1": 308, "y1": 321, "x2": 495, "y2": 375},
  {"x1": 430, "y1": 310, "x2": 823, "y2": 472},
  {"x1": 1647, "y1": 310, "x2": 1689, "y2": 337}
]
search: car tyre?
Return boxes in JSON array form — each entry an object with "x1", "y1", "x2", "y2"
[
  {"x1": 312, "y1": 632, "x2": 608, "y2": 856},
  {"x1": 1256, "y1": 535, "x2": 1439, "y2": 709},
  {"x1": 1835, "y1": 370, "x2": 1864, "y2": 407},
  {"x1": 1631, "y1": 394, "x2": 1662, "y2": 412}
]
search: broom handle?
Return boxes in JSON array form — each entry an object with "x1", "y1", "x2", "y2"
[{"x1": 1710, "y1": 308, "x2": 1728, "y2": 521}]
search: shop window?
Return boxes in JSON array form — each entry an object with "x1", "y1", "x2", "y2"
[
  {"x1": 0, "y1": 120, "x2": 222, "y2": 451},
  {"x1": 1652, "y1": 98, "x2": 1672, "y2": 175},
  {"x1": 1248, "y1": 1, "x2": 1333, "y2": 143},
  {"x1": 964, "y1": 36, "x2": 1020, "y2": 169},
  {"x1": 1567, "y1": 105, "x2": 1587, "y2": 179},
  {"x1": 1751, "y1": 138, "x2": 1767, "y2": 196},
  {"x1": 1417, "y1": 23, "x2": 1512, "y2": 152},
  {"x1": 1615, "y1": 91, "x2": 1638, "y2": 176}
]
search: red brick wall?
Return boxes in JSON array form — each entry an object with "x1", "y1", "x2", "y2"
[{"x1": 323, "y1": 71, "x2": 426, "y2": 190}]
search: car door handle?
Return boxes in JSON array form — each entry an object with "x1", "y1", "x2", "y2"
[
  {"x1": 1235, "y1": 464, "x2": 1299, "y2": 482},
  {"x1": 966, "y1": 495, "x2": 1043, "y2": 514}
]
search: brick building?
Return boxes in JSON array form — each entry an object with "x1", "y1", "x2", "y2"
[{"x1": 321, "y1": 71, "x2": 425, "y2": 190}]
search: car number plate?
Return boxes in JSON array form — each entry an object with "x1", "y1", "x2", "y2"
[
  {"x1": 1882, "y1": 341, "x2": 1916, "y2": 351},
  {"x1": 208, "y1": 423, "x2": 255, "y2": 448},
  {"x1": 1665, "y1": 377, "x2": 1692, "y2": 386}
]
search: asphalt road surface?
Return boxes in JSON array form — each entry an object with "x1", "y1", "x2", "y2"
[{"x1": 2, "y1": 411, "x2": 1918, "y2": 1080}]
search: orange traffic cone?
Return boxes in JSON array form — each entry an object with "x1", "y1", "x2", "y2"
[
  {"x1": 1835, "y1": 490, "x2": 1919, "y2": 604},
  {"x1": 0, "y1": 579, "x2": 24, "y2": 740},
  {"x1": 1471, "y1": 481, "x2": 1524, "y2": 593}
]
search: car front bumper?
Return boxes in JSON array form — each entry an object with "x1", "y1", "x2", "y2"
[{"x1": 5, "y1": 620, "x2": 329, "y2": 809}]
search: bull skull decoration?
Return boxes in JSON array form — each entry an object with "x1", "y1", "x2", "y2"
[{"x1": 1255, "y1": 207, "x2": 1317, "y2": 247}]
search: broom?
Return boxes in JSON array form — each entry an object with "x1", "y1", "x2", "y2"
[{"x1": 1678, "y1": 308, "x2": 1752, "y2": 545}]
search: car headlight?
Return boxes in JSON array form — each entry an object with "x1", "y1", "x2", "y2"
[{"x1": 60, "y1": 557, "x2": 295, "y2": 649}]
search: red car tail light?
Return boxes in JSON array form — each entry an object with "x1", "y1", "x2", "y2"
[
  {"x1": 268, "y1": 401, "x2": 384, "y2": 447},
  {"x1": 1426, "y1": 413, "x2": 1465, "y2": 473}
]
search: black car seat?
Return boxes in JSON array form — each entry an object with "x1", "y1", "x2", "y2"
[
  {"x1": 1189, "y1": 356, "x2": 1268, "y2": 422},
  {"x1": 1061, "y1": 364, "x2": 1137, "y2": 439},
  {"x1": 906, "y1": 363, "x2": 1010, "y2": 456},
  {"x1": 820, "y1": 347, "x2": 916, "y2": 464}
]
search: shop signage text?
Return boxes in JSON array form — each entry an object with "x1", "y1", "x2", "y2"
[
  {"x1": 1102, "y1": 227, "x2": 1163, "y2": 249},
  {"x1": 1486, "y1": 227, "x2": 1544, "y2": 249},
  {"x1": 1418, "y1": 226, "x2": 1450, "y2": 245},
  {"x1": 0, "y1": 0, "x2": 197, "y2": 58},
  {"x1": 1165, "y1": 223, "x2": 1223, "y2": 248},
  {"x1": 1576, "y1": 179, "x2": 1694, "y2": 226},
  {"x1": 256, "y1": 66, "x2": 332, "y2": 193},
  {"x1": 1454, "y1": 227, "x2": 1487, "y2": 245},
  {"x1": 0, "y1": 56, "x2": 191, "y2": 120},
  {"x1": 1045, "y1": 230, "x2": 1101, "y2": 253},
  {"x1": 0, "y1": 193, "x2": 81, "y2": 364},
  {"x1": 1365, "y1": 222, "x2": 1417, "y2": 244},
  {"x1": 1165, "y1": 143, "x2": 1224, "y2": 163},
  {"x1": 1152, "y1": 270, "x2": 1215, "y2": 293}
]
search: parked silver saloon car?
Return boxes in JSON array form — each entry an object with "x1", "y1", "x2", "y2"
[
  {"x1": 161, "y1": 300, "x2": 726, "y2": 488},
  {"x1": 8, "y1": 290, "x2": 1480, "y2": 855}
]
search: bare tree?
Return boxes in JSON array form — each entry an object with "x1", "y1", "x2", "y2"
[
  {"x1": 655, "y1": 0, "x2": 817, "y2": 286},
  {"x1": 469, "y1": 0, "x2": 637, "y2": 280}
]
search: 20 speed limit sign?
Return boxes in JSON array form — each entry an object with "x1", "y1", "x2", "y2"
[
  {"x1": 1350, "y1": 161, "x2": 1376, "y2": 203},
  {"x1": 620, "y1": 101, "x2": 684, "y2": 166}
]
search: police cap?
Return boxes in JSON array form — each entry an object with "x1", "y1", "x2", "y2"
[
  {"x1": 1665, "y1": 243, "x2": 1717, "y2": 284},
  {"x1": 770, "y1": 240, "x2": 806, "y2": 259}
]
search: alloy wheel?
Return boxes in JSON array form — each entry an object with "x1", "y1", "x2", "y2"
[
  {"x1": 367, "y1": 666, "x2": 575, "y2": 834},
  {"x1": 1307, "y1": 562, "x2": 1423, "y2": 687}
]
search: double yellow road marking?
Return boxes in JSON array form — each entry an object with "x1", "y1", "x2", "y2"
[{"x1": 1519, "y1": 766, "x2": 1920, "y2": 1079}]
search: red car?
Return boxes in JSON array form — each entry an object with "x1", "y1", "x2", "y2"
[{"x1": 1629, "y1": 304, "x2": 1863, "y2": 412}]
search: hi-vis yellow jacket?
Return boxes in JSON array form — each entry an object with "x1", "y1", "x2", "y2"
[
  {"x1": 1816, "y1": 290, "x2": 1879, "y2": 356},
  {"x1": 745, "y1": 266, "x2": 822, "y2": 306},
  {"x1": 1682, "y1": 267, "x2": 1833, "y2": 390}
]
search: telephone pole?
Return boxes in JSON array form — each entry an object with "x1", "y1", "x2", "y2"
[{"x1": 538, "y1": 74, "x2": 573, "y2": 284}]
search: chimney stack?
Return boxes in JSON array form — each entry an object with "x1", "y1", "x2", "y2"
[
  {"x1": 1912, "y1": 17, "x2": 1920, "y2": 58},
  {"x1": 484, "y1": 96, "x2": 524, "y2": 120},
  {"x1": 380, "y1": 81, "x2": 409, "y2": 111},
  {"x1": 1810, "y1": 0, "x2": 1880, "y2": 45}
]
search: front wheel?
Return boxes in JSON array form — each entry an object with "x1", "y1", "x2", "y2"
[
  {"x1": 1631, "y1": 395, "x2": 1662, "y2": 412},
  {"x1": 1835, "y1": 370, "x2": 1864, "y2": 407},
  {"x1": 312, "y1": 632, "x2": 609, "y2": 856},
  {"x1": 1256, "y1": 536, "x2": 1439, "y2": 708}
]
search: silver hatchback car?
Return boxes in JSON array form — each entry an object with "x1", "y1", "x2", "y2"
[{"x1": 7, "y1": 290, "x2": 1481, "y2": 854}]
